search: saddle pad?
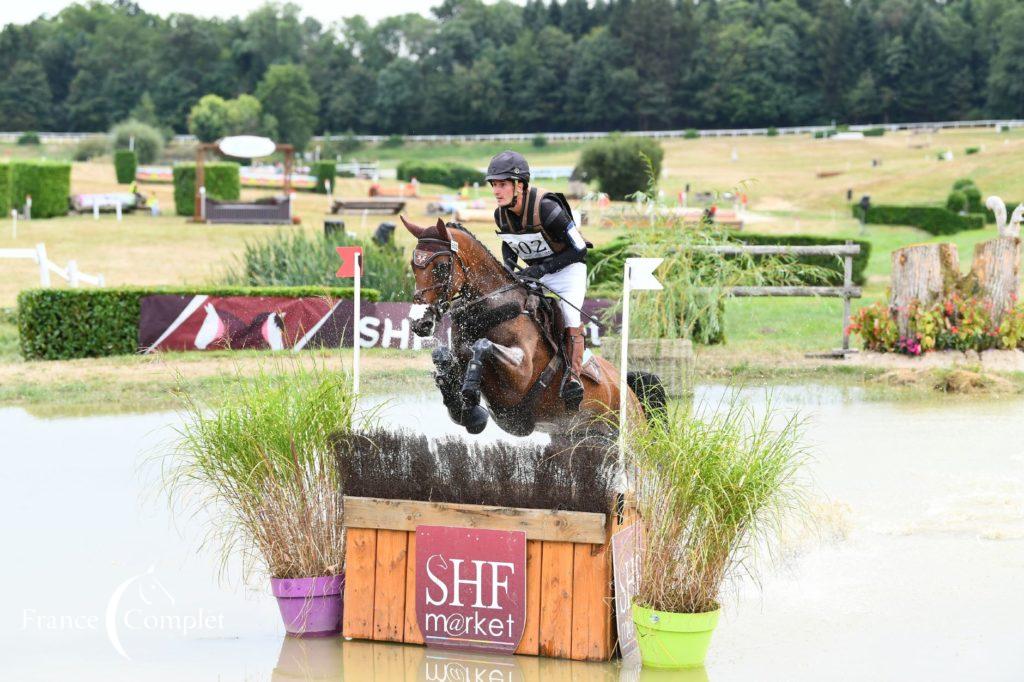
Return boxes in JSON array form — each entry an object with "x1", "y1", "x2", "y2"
[{"x1": 581, "y1": 349, "x2": 603, "y2": 384}]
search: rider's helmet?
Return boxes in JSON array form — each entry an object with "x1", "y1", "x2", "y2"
[{"x1": 485, "y1": 150, "x2": 531, "y2": 184}]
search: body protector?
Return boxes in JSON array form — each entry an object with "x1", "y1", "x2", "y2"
[{"x1": 495, "y1": 186, "x2": 590, "y2": 272}]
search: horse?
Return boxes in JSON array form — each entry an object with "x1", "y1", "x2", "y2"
[{"x1": 400, "y1": 216, "x2": 664, "y2": 438}]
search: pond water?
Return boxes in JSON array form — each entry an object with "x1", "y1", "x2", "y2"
[{"x1": 1, "y1": 384, "x2": 1022, "y2": 681}]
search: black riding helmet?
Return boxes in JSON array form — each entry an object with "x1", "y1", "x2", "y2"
[{"x1": 486, "y1": 150, "x2": 531, "y2": 184}]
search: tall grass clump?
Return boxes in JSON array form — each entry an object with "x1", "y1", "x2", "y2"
[
  {"x1": 629, "y1": 397, "x2": 809, "y2": 614},
  {"x1": 224, "y1": 230, "x2": 414, "y2": 302},
  {"x1": 166, "y1": 360, "x2": 357, "y2": 580}
]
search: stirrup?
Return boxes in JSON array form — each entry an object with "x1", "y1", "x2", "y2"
[{"x1": 561, "y1": 376, "x2": 584, "y2": 411}]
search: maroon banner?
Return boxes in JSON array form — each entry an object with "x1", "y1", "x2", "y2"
[
  {"x1": 415, "y1": 526, "x2": 527, "y2": 654},
  {"x1": 139, "y1": 295, "x2": 614, "y2": 353}
]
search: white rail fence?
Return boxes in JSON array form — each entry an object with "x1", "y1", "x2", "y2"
[
  {"x1": 2, "y1": 118, "x2": 1022, "y2": 145},
  {"x1": 0, "y1": 243, "x2": 105, "y2": 288}
]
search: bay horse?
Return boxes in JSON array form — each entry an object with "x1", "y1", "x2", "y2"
[{"x1": 400, "y1": 216, "x2": 664, "y2": 438}]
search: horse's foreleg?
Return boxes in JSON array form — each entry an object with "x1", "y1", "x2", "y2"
[
  {"x1": 432, "y1": 346, "x2": 488, "y2": 434},
  {"x1": 460, "y1": 338, "x2": 494, "y2": 407}
]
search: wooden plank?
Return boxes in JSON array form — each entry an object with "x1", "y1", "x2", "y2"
[
  {"x1": 343, "y1": 496, "x2": 606, "y2": 544},
  {"x1": 342, "y1": 528, "x2": 377, "y2": 639},
  {"x1": 726, "y1": 285, "x2": 861, "y2": 298},
  {"x1": 570, "y1": 542, "x2": 613, "y2": 661},
  {"x1": 538, "y1": 541, "x2": 574, "y2": 659},
  {"x1": 372, "y1": 529, "x2": 408, "y2": 642},
  {"x1": 690, "y1": 244, "x2": 861, "y2": 256},
  {"x1": 403, "y1": 531, "x2": 424, "y2": 644},
  {"x1": 515, "y1": 539, "x2": 542, "y2": 656}
]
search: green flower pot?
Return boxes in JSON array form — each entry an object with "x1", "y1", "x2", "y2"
[{"x1": 632, "y1": 603, "x2": 720, "y2": 669}]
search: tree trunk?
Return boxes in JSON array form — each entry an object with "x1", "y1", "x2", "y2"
[
  {"x1": 889, "y1": 243, "x2": 960, "y2": 336},
  {"x1": 967, "y1": 237, "x2": 1021, "y2": 323}
]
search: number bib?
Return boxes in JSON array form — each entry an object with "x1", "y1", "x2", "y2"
[{"x1": 498, "y1": 231, "x2": 555, "y2": 261}]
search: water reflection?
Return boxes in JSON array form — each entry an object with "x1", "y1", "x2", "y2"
[{"x1": 271, "y1": 638, "x2": 709, "y2": 681}]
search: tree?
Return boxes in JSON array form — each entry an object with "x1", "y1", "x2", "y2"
[
  {"x1": 255, "y1": 63, "x2": 319, "y2": 149},
  {"x1": 0, "y1": 60, "x2": 52, "y2": 130},
  {"x1": 188, "y1": 94, "x2": 230, "y2": 142},
  {"x1": 986, "y1": 6, "x2": 1024, "y2": 117}
]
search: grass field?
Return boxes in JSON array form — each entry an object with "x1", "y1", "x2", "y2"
[{"x1": 2, "y1": 126, "x2": 1022, "y2": 407}]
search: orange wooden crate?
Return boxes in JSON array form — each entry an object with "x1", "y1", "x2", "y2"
[{"x1": 341, "y1": 496, "x2": 628, "y2": 662}]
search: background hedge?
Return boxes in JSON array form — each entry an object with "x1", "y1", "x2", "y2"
[
  {"x1": 312, "y1": 160, "x2": 336, "y2": 193},
  {"x1": 0, "y1": 163, "x2": 10, "y2": 214},
  {"x1": 576, "y1": 136, "x2": 665, "y2": 200},
  {"x1": 173, "y1": 162, "x2": 241, "y2": 216},
  {"x1": 10, "y1": 161, "x2": 71, "y2": 218},
  {"x1": 852, "y1": 204, "x2": 984, "y2": 235},
  {"x1": 113, "y1": 149, "x2": 137, "y2": 184},
  {"x1": 396, "y1": 160, "x2": 483, "y2": 188},
  {"x1": 17, "y1": 285, "x2": 379, "y2": 360}
]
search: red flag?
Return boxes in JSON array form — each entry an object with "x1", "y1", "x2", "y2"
[{"x1": 335, "y1": 246, "x2": 364, "y2": 278}]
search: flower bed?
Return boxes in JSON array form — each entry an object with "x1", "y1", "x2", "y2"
[{"x1": 849, "y1": 295, "x2": 1024, "y2": 355}]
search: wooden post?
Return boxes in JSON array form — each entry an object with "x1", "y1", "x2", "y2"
[
  {"x1": 194, "y1": 145, "x2": 206, "y2": 220},
  {"x1": 889, "y1": 243, "x2": 960, "y2": 336},
  {"x1": 843, "y1": 240, "x2": 853, "y2": 350},
  {"x1": 968, "y1": 236, "x2": 1021, "y2": 322},
  {"x1": 36, "y1": 243, "x2": 50, "y2": 287}
]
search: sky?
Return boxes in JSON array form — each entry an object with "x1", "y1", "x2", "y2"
[{"x1": 4, "y1": 0, "x2": 525, "y2": 27}]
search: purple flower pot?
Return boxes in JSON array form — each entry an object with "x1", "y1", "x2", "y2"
[{"x1": 270, "y1": 574, "x2": 345, "y2": 638}]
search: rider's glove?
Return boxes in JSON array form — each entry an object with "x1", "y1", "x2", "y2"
[{"x1": 520, "y1": 264, "x2": 548, "y2": 280}]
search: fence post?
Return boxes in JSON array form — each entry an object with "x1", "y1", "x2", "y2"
[
  {"x1": 842, "y1": 240, "x2": 853, "y2": 351},
  {"x1": 199, "y1": 186, "x2": 206, "y2": 221},
  {"x1": 36, "y1": 243, "x2": 51, "y2": 287},
  {"x1": 11, "y1": 209, "x2": 16, "y2": 239},
  {"x1": 68, "y1": 260, "x2": 79, "y2": 287}
]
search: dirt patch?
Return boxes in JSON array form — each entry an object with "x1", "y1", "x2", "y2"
[{"x1": 874, "y1": 368, "x2": 1017, "y2": 395}]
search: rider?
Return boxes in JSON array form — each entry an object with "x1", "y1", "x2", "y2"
[{"x1": 486, "y1": 150, "x2": 590, "y2": 412}]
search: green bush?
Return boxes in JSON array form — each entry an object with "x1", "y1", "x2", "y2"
[
  {"x1": 395, "y1": 161, "x2": 483, "y2": 188},
  {"x1": 952, "y1": 178, "x2": 976, "y2": 191},
  {"x1": 17, "y1": 132, "x2": 40, "y2": 145},
  {"x1": 381, "y1": 134, "x2": 405, "y2": 148},
  {"x1": 863, "y1": 127, "x2": 885, "y2": 137},
  {"x1": 532, "y1": 134, "x2": 548, "y2": 148},
  {"x1": 766, "y1": 127, "x2": 779, "y2": 137},
  {"x1": 172, "y1": 162, "x2": 241, "y2": 216},
  {"x1": 110, "y1": 119, "x2": 164, "y2": 164},
  {"x1": 332, "y1": 130, "x2": 362, "y2": 155},
  {"x1": 0, "y1": 163, "x2": 9, "y2": 215},
  {"x1": 73, "y1": 137, "x2": 109, "y2": 161},
  {"x1": 17, "y1": 285, "x2": 377, "y2": 360},
  {"x1": 852, "y1": 204, "x2": 984, "y2": 235},
  {"x1": 813, "y1": 129, "x2": 838, "y2": 139},
  {"x1": 946, "y1": 190, "x2": 967, "y2": 213},
  {"x1": 684, "y1": 129, "x2": 699, "y2": 139},
  {"x1": 962, "y1": 185, "x2": 983, "y2": 213},
  {"x1": 10, "y1": 161, "x2": 70, "y2": 218},
  {"x1": 224, "y1": 230, "x2": 413, "y2": 302},
  {"x1": 577, "y1": 136, "x2": 665, "y2": 200},
  {"x1": 312, "y1": 160, "x2": 336, "y2": 194},
  {"x1": 113, "y1": 149, "x2": 137, "y2": 184},
  {"x1": 965, "y1": 146, "x2": 980, "y2": 155}
]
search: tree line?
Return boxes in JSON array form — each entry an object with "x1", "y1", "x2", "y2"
[{"x1": 2, "y1": 0, "x2": 1023, "y2": 147}]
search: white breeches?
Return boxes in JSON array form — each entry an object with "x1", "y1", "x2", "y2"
[{"x1": 539, "y1": 262, "x2": 587, "y2": 328}]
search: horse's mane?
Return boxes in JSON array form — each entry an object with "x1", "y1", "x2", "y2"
[{"x1": 425, "y1": 221, "x2": 513, "y2": 282}]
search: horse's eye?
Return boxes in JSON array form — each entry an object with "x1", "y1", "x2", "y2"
[{"x1": 433, "y1": 263, "x2": 450, "y2": 281}]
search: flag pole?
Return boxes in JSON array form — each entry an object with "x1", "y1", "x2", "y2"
[
  {"x1": 618, "y1": 261, "x2": 631, "y2": 468},
  {"x1": 353, "y1": 251, "x2": 361, "y2": 396}
]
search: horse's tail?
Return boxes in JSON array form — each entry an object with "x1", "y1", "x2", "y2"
[{"x1": 626, "y1": 370, "x2": 667, "y2": 421}]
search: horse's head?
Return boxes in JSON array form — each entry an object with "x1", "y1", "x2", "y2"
[{"x1": 401, "y1": 215, "x2": 467, "y2": 307}]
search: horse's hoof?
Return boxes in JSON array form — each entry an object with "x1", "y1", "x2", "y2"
[{"x1": 464, "y1": 405, "x2": 488, "y2": 434}]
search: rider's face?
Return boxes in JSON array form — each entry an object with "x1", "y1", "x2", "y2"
[{"x1": 489, "y1": 179, "x2": 517, "y2": 207}]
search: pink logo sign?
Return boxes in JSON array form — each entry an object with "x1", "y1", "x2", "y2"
[{"x1": 415, "y1": 526, "x2": 526, "y2": 654}]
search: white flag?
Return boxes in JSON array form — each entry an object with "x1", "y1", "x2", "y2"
[{"x1": 626, "y1": 257, "x2": 664, "y2": 290}]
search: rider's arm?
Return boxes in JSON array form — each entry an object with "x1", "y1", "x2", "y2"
[{"x1": 531, "y1": 196, "x2": 587, "y2": 276}]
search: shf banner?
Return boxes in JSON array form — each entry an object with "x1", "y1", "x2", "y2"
[
  {"x1": 138, "y1": 295, "x2": 612, "y2": 353},
  {"x1": 415, "y1": 526, "x2": 527, "y2": 654}
]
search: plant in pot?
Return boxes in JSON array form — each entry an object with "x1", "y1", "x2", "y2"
[
  {"x1": 167, "y1": 359, "x2": 357, "y2": 637},
  {"x1": 627, "y1": 398, "x2": 808, "y2": 669}
]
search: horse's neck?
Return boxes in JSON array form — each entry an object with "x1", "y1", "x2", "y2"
[{"x1": 461, "y1": 239, "x2": 514, "y2": 299}]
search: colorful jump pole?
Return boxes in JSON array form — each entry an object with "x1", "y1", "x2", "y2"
[{"x1": 336, "y1": 246, "x2": 364, "y2": 395}]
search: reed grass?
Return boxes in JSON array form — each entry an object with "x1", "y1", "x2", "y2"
[
  {"x1": 628, "y1": 395, "x2": 809, "y2": 614},
  {"x1": 166, "y1": 358, "x2": 358, "y2": 580}
]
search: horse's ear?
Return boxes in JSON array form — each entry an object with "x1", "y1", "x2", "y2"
[
  {"x1": 400, "y1": 215, "x2": 425, "y2": 239},
  {"x1": 435, "y1": 218, "x2": 449, "y2": 241}
]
